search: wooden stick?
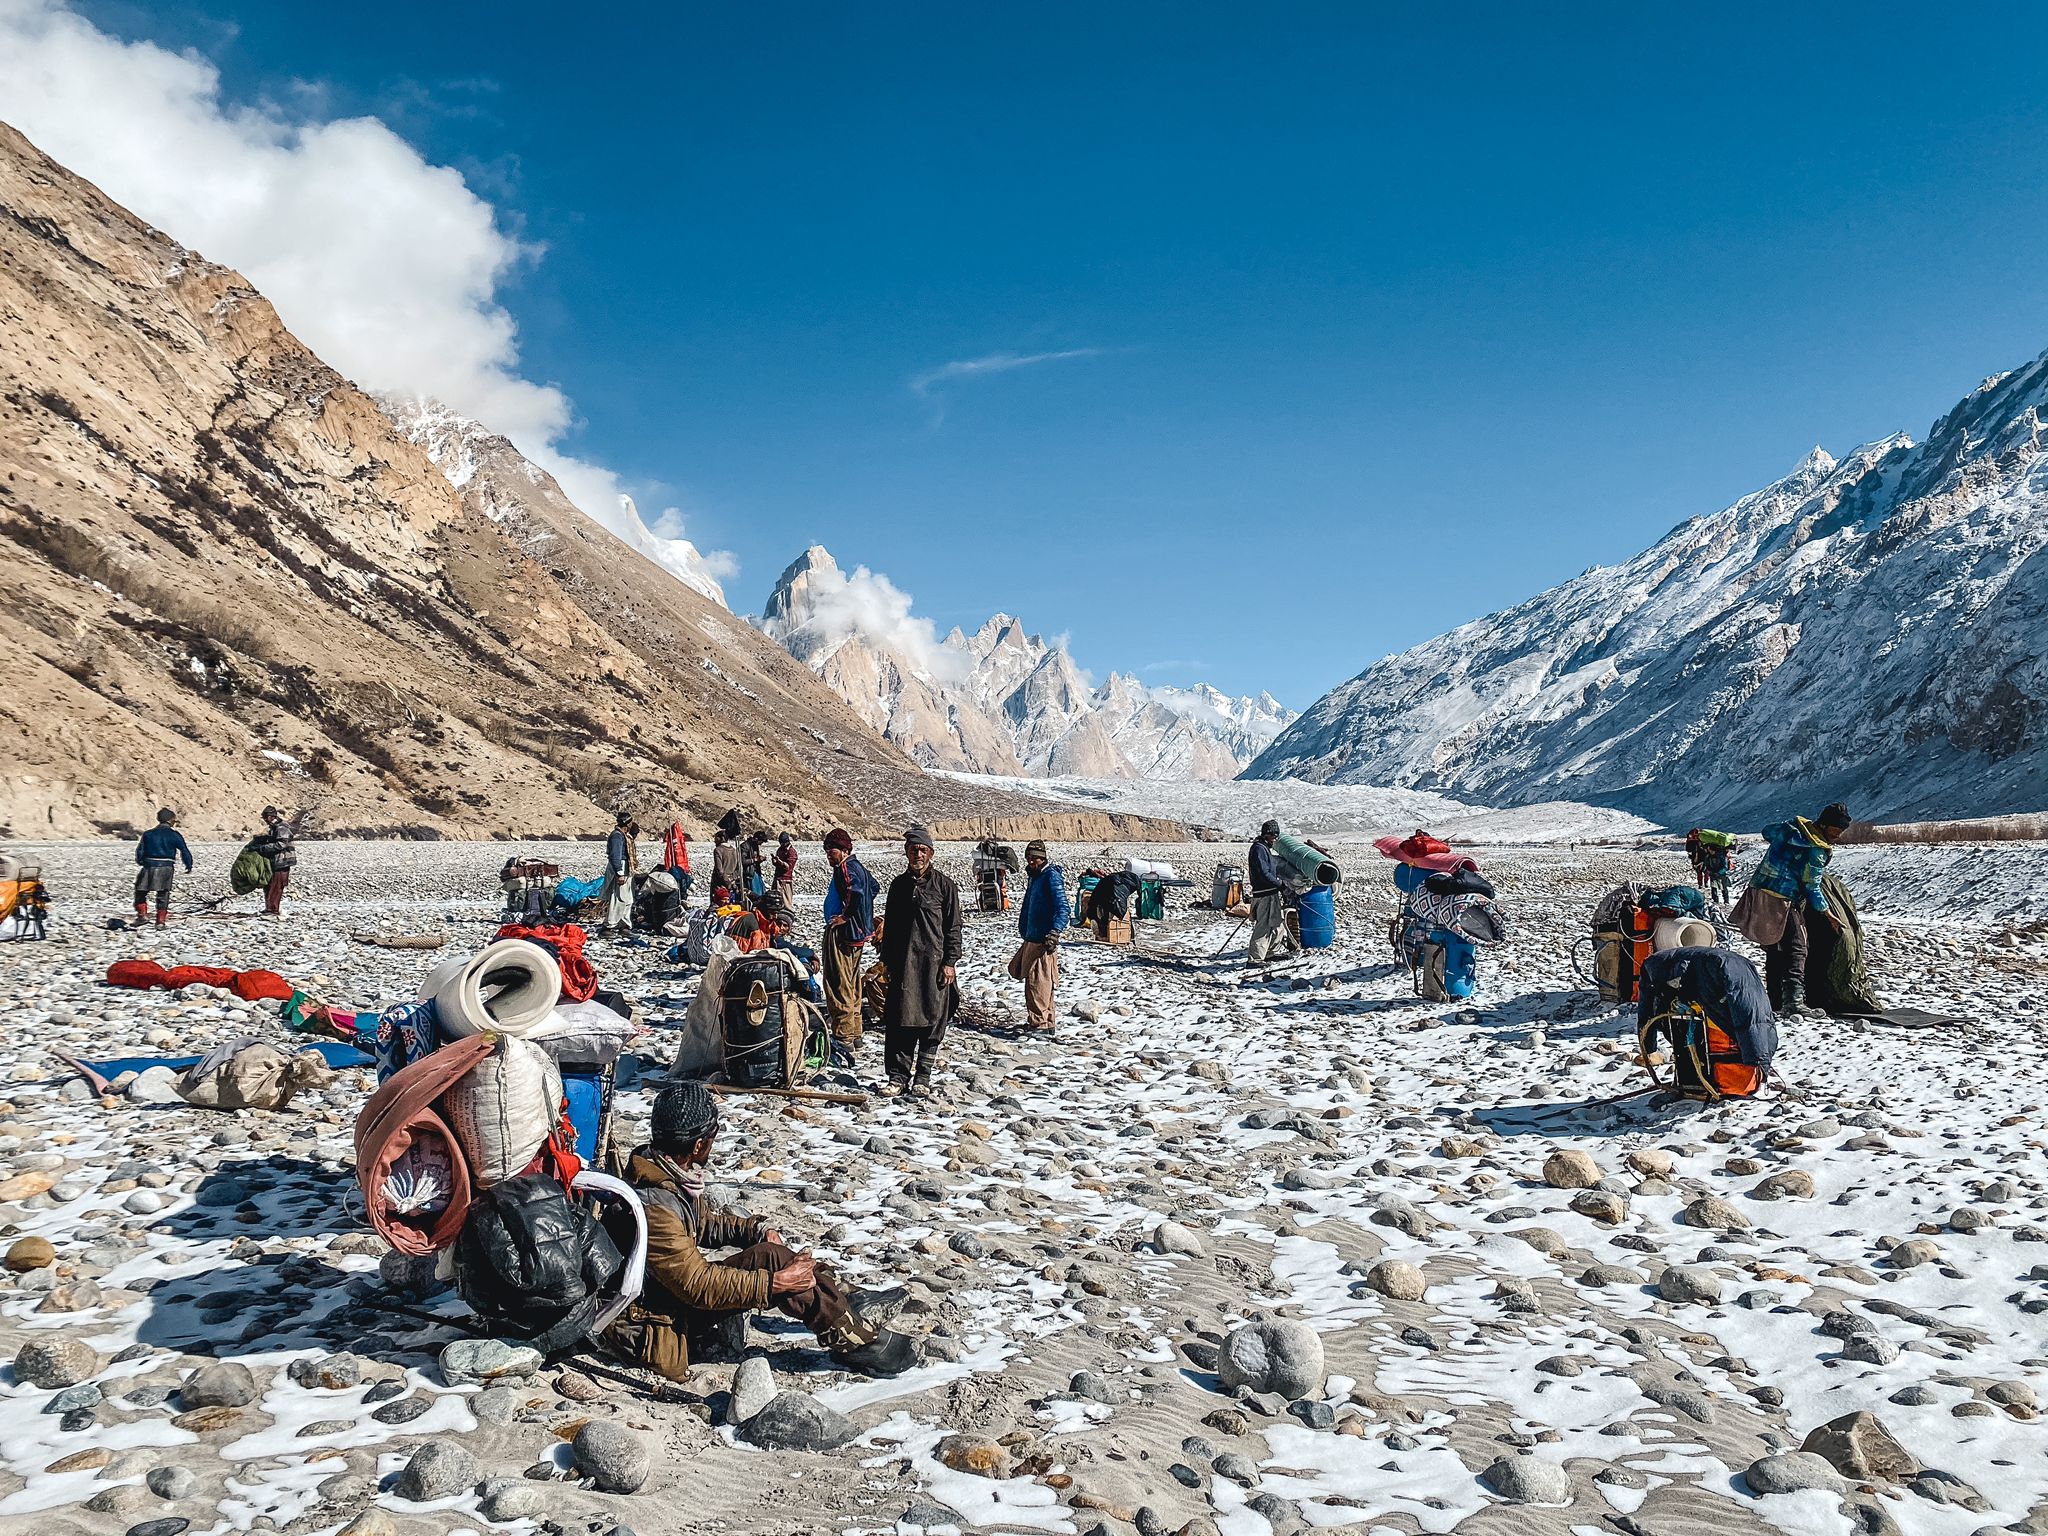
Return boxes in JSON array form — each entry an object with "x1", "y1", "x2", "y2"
[{"x1": 709, "y1": 1082, "x2": 868, "y2": 1107}]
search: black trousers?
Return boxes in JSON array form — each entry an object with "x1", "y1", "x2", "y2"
[
  {"x1": 1764, "y1": 904, "x2": 1808, "y2": 1004},
  {"x1": 885, "y1": 1016, "x2": 949, "y2": 1086}
]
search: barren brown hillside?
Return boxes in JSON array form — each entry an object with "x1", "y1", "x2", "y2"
[{"x1": 0, "y1": 122, "x2": 1181, "y2": 843}]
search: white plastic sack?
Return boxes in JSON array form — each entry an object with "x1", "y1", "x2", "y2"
[
  {"x1": 431, "y1": 939, "x2": 562, "y2": 1039},
  {"x1": 674, "y1": 936, "x2": 739, "y2": 1076},
  {"x1": 644, "y1": 869, "x2": 678, "y2": 896},
  {"x1": 1652, "y1": 915, "x2": 1716, "y2": 953},
  {"x1": 439, "y1": 1033, "x2": 563, "y2": 1187},
  {"x1": 1126, "y1": 857, "x2": 1179, "y2": 881},
  {"x1": 532, "y1": 1000, "x2": 637, "y2": 1068},
  {"x1": 574, "y1": 1168, "x2": 647, "y2": 1333}
]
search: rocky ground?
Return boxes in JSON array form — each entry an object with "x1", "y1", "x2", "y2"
[{"x1": 0, "y1": 837, "x2": 2044, "y2": 1536}]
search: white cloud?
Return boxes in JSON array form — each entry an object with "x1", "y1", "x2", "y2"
[
  {"x1": 908, "y1": 347, "x2": 1106, "y2": 422},
  {"x1": 775, "y1": 551, "x2": 968, "y2": 686},
  {"x1": 0, "y1": 0, "x2": 733, "y2": 604}
]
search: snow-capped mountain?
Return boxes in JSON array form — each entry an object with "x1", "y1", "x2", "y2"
[
  {"x1": 758, "y1": 546, "x2": 1296, "y2": 780},
  {"x1": 385, "y1": 395, "x2": 730, "y2": 609},
  {"x1": 1247, "y1": 350, "x2": 2048, "y2": 827}
]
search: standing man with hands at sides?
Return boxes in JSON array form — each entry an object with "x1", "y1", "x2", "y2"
[
  {"x1": 820, "y1": 829, "x2": 880, "y2": 1054},
  {"x1": 878, "y1": 825, "x2": 962, "y2": 1098},
  {"x1": 600, "y1": 811, "x2": 637, "y2": 936},
  {"x1": 134, "y1": 808, "x2": 193, "y2": 927},
  {"x1": 1014, "y1": 839, "x2": 1069, "y2": 1032},
  {"x1": 603, "y1": 1081, "x2": 914, "y2": 1382},
  {"x1": 773, "y1": 832, "x2": 799, "y2": 911}
]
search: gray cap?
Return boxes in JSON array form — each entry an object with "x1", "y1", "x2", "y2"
[{"x1": 904, "y1": 824, "x2": 935, "y2": 850}]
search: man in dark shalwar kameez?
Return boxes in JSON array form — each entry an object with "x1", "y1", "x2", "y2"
[{"x1": 876, "y1": 824, "x2": 963, "y2": 1098}]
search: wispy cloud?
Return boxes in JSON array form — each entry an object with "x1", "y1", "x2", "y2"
[
  {"x1": 1141, "y1": 658, "x2": 1211, "y2": 676},
  {"x1": 909, "y1": 347, "x2": 1107, "y2": 422}
]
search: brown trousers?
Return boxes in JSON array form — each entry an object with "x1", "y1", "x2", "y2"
[
  {"x1": 822, "y1": 928, "x2": 865, "y2": 1045},
  {"x1": 1019, "y1": 939, "x2": 1059, "y2": 1030},
  {"x1": 609, "y1": 1239, "x2": 852, "y2": 1383},
  {"x1": 264, "y1": 869, "x2": 291, "y2": 916}
]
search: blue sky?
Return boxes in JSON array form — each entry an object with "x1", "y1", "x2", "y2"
[{"x1": 65, "y1": 3, "x2": 2048, "y2": 706}]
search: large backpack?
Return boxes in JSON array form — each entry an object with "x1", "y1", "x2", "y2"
[
  {"x1": 1412, "y1": 930, "x2": 1478, "y2": 1001},
  {"x1": 722, "y1": 956, "x2": 792, "y2": 1089},
  {"x1": 454, "y1": 1173, "x2": 624, "y2": 1356},
  {"x1": 1578, "y1": 884, "x2": 1657, "y2": 1004},
  {"x1": 1636, "y1": 947, "x2": 1775, "y2": 1102}
]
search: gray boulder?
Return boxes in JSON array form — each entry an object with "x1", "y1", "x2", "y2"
[
  {"x1": 728, "y1": 1356, "x2": 776, "y2": 1425},
  {"x1": 181, "y1": 1361, "x2": 259, "y2": 1409},
  {"x1": 574, "y1": 1420, "x2": 651, "y2": 1494},
  {"x1": 1480, "y1": 1454, "x2": 1571, "y2": 1505},
  {"x1": 1746, "y1": 1452, "x2": 1847, "y2": 1496},
  {"x1": 14, "y1": 1336, "x2": 99, "y2": 1390},
  {"x1": 393, "y1": 1440, "x2": 479, "y2": 1502},
  {"x1": 739, "y1": 1392, "x2": 858, "y2": 1451},
  {"x1": 1216, "y1": 1320, "x2": 1326, "y2": 1401}
]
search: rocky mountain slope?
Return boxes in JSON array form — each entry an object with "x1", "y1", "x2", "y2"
[
  {"x1": 760, "y1": 545, "x2": 1294, "y2": 780},
  {"x1": 0, "y1": 122, "x2": 1179, "y2": 843},
  {"x1": 1248, "y1": 354, "x2": 2048, "y2": 827}
]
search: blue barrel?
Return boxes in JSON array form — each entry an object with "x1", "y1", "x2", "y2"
[{"x1": 1298, "y1": 885, "x2": 1336, "y2": 948}]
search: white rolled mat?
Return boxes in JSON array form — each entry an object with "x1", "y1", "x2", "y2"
[
  {"x1": 1126, "y1": 858, "x2": 1179, "y2": 880},
  {"x1": 1652, "y1": 916, "x2": 1716, "y2": 952},
  {"x1": 431, "y1": 939, "x2": 562, "y2": 1038}
]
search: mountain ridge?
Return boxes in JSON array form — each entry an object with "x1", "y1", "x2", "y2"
[
  {"x1": 758, "y1": 544, "x2": 1294, "y2": 781},
  {"x1": 1247, "y1": 351, "x2": 2048, "y2": 826},
  {"x1": 0, "y1": 119, "x2": 1182, "y2": 842}
]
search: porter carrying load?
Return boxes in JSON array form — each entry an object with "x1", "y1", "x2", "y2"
[{"x1": 1636, "y1": 946, "x2": 1776, "y2": 1101}]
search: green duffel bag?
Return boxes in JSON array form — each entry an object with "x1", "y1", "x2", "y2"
[{"x1": 231, "y1": 845, "x2": 273, "y2": 895}]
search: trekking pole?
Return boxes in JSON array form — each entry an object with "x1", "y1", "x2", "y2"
[{"x1": 1211, "y1": 918, "x2": 1247, "y2": 958}]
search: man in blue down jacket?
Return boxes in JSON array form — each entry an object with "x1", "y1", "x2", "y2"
[
  {"x1": 134, "y1": 808, "x2": 193, "y2": 927},
  {"x1": 1015, "y1": 839, "x2": 1070, "y2": 1031}
]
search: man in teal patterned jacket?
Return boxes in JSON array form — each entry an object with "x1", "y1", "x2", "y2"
[{"x1": 1748, "y1": 802, "x2": 1853, "y2": 1018}]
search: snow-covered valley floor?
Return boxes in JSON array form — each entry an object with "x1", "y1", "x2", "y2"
[
  {"x1": 0, "y1": 838, "x2": 2044, "y2": 1536},
  {"x1": 940, "y1": 773, "x2": 1664, "y2": 844}
]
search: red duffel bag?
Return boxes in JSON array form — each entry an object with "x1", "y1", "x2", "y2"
[
  {"x1": 106, "y1": 959, "x2": 170, "y2": 990},
  {"x1": 353, "y1": 1033, "x2": 493, "y2": 1256}
]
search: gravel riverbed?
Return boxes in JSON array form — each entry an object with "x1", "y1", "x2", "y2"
[{"x1": 0, "y1": 837, "x2": 2043, "y2": 1536}]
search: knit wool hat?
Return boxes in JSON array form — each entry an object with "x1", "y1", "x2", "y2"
[
  {"x1": 1817, "y1": 803, "x2": 1854, "y2": 833},
  {"x1": 1259, "y1": 819, "x2": 1281, "y2": 839},
  {"x1": 904, "y1": 824, "x2": 935, "y2": 850},
  {"x1": 823, "y1": 828, "x2": 853, "y2": 853},
  {"x1": 650, "y1": 1080, "x2": 720, "y2": 1152},
  {"x1": 1024, "y1": 839, "x2": 1048, "y2": 859}
]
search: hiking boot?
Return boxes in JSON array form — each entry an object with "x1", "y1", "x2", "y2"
[
  {"x1": 819, "y1": 1314, "x2": 918, "y2": 1376},
  {"x1": 154, "y1": 911, "x2": 169, "y2": 928},
  {"x1": 879, "y1": 1079, "x2": 908, "y2": 1098},
  {"x1": 1782, "y1": 979, "x2": 1820, "y2": 1019},
  {"x1": 910, "y1": 1074, "x2": 935, "y2": 1100}
]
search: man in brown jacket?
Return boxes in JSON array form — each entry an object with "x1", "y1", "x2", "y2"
[{"x1": 601, "y1": 1082, "x2": 913, "y2": 1382}]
